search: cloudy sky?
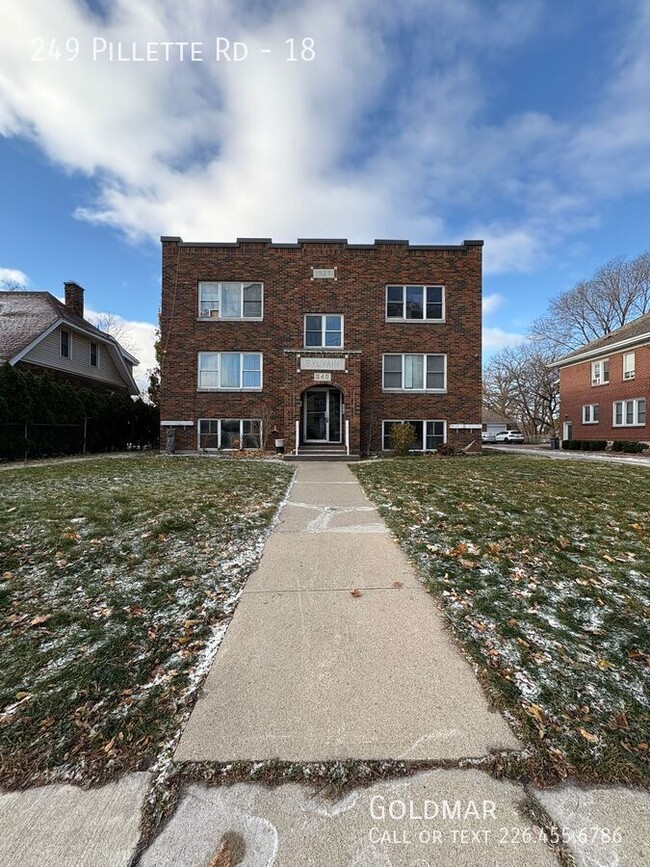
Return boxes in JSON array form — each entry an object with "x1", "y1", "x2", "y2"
[{"x1": 1, "y1": 0, "x2": 650, "y2": 389}]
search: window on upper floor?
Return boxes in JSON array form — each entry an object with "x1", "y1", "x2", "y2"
[
  {"x1": 591, "y1": 358, "x2": 609, "y2": 386},
  {"x1": 613, "y1": 398, "x2": 646, "y2": 426},
  {"x1": 386, "y1": 285, "x2": 444, "y2": 321},
  {"x1": 197, "y1": 352, "x2": 262, "y2": 390},
  {"x1": 623, "y1": 352, "x2": 636, "y2": 380},
  {"x1": 198, "y1": 282, "x2": 263, "y2": 320},
  {"x1": 90, "y1": 342, "x2": 99, "y2": 367},
  {"x1": 60, "y1": 330, "x2": 70, "y2": 359},
  {"x1": 382, "y1": 353, "x2": 446, "y2": 391},
  {"x1": 582, "y1": 404, "x2": 599, "y2": 424},
  {"x1": 304, "y1": 314, "x2": 343, "y2": 348}
]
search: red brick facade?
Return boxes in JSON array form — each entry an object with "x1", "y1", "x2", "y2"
[
  {"x1": 559, "y1": 345, "x2": 649, "y2": 443},
  {"x1": 159, "y1": 237, "x2": 483, "y2": 454}
]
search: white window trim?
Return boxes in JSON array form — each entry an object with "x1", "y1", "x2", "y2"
[
  {"x1": 590, "y1": 358, "x2": 609, "y2": 386},
  {"x1": 612, "y1": 398, "x2": 646, "y2": 427},
  {"x1": 197, "y1": 281, "x2": 264, "y2": 321},
  {"x1": 381, "y1": 419, "x2": 447, "y2": 451},
  {"x1": 622, "y1": 352, "x2": 636, "y2": 380},
  {"x1": 303, "y1": 314, "x2": 344, "y2": 349},
  {"x1": 382, "y1": 353, "x2": 447, "y2": 392},
  {"x1": 89, "y1": 341, "x2": 100, "y2": 368},
  {"x1": 197, "y1": 418, "x2": 263, "y2": 450},
  {"x1": 60, "y1": 328, "x2": 71, "y2": 360},
  {"x1": 582, "y1": 404, "x2": 599, "y2": 424},
  {"x1": 385, "y1": 285, "x2": 446, "y2": 323},
  {"x1": 197, "y1": 351, "x2": 263, "y2": 391}
]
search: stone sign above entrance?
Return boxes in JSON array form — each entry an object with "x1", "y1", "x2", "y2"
[{"x1": 300, "y1": 357, "x2": 346, "y2": 371}]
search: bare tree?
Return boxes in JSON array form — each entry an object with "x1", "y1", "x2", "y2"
[
  {"x1": 89, "y1": 311, "x2": 136, "y2": 352},
  {"x1": 0, "y1": 279, "x2": 25, "y2": 291},
  {"x1": 531, "y1": 251, "x2": 650, "y2": 355},
  {"x1": 484, "y1": 343, "x2": 560, "y2": 439}
]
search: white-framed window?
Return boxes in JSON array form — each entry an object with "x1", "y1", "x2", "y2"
[
  {"x1": 582, "y1": 404, "x2": 599, "y2": 424},
  {"x1": 386, "y1": 285, "x2": 444, "y2": 321},
  {"x1": 623, "y1": 352, "x2": 636, "y2": 380},
  {"x1": 382, "y1": 353, "x2": 446, "y2": 391},
  {"x1": 197, "y1": 352, "x2": 262, "y2": 390},
  {"x1": 89, "y1": 341, "x2": 99, "y2": 368},
  {"x1": 304, "y1": 314, "x2": 343, "y2": 348},
  {"x1": 382, "y1": 420, "x2": 446, "y2": 451},
  {"x1": 613, "y1": 398, "x2": 646, "y2": 426},
  {"x1": 60, "y1": 329, "x2": 71, "y2": 359},
  {"x1": 198, "y1": 418, "x2": 262, "y2": 450},
  {"x1": 591, "y1": 358, "x2": 609, "y2": 385},
  {"x1": 198, "y1": 282, "x2": 263, "y2": 320}
]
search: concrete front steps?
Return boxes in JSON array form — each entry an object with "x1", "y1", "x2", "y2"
[{"x1": 283, "y1": 443, "x2": 360, "y2": 462}]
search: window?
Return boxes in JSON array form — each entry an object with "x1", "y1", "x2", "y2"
[
  {"x1": 591, "y1": 358, "x2": 609, "y2": 385},
  {"x1": 382, "y1": 353, "x2": 446, "y2": 391},
  {"x1": 198, "y1": 282, "x2": 263, "y2": 319},
  {"x1": 304, "y1": 314, "x2": 343, "y2": 348},
  {"x1": 197, "y1": 352, "x2": 262, "y2": 390},
  {"x1": 382, "y1": 420, "x2": 446, "y2": 451},
  {"x1": 623, "y1": 352, "x2": 636, "y2": 380},
  {"x1": 60, "y1": 330, "x2": 70, "y2": 359},
  {"x1": 613, "y1": 398, "x2": 646, "y2": 426},
  {"x1": 582, "y1": 404, "x2": 599, "y2": 424},
  {"x1": 386, "y1": 285, "x2": 444, "y2": 321},
  {"x1": 90, "y1": 342, "x2": 99, "y2": 367},
  {"x1": 198, "y1": 419, "x2": 262, "y2": 450}
]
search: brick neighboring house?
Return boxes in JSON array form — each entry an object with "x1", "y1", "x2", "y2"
[
  {"x1": 553, "y1": 312, "x2": 649, "y2": 445},
  {"x1": 159, "y1": 236, "x2": 483, "y2": 457},
  {"x1": 0, "y1": 283, "x2": 139, "y2": 394}
]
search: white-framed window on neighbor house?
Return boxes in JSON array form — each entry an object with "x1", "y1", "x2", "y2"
[
  {"x1": 304, "y1": 314, "x2": 343, "y2": 348},
  {"x1": 197, "y1": 352, "x2": 262, "y2": 390},
  {"x1": 591, "y1": 358, "x2": 609, "y2": 385},
  {"x1": 382, "y1": 420, "x2": 446, "y2": 451},
  {"x1": 582, "y1": 404, "x2": 599, "y2": 424},
  {"x1": 198, "y1": 282, "x2": 263, "y2": 320},
  {"x1": 613, "y1": 398, "x2": 646, "y2": 427},
  {"x1": 198, "y1": 418, "x2": 262, "y2": 450},
  {"x1": 89, "y1": 341, "x2": 99, "y2": 367},
  {"x1": 623, "y1": 352, "x2": 636, "y2": 380},
  {"x1": 60, "y1": 329, "x2": 71, "y2": 359},
  {"x1": 385, "y1": 285, "x2": 444, "y2": 321},
  {"x1": 382, "y1": 353, "x2": 446, "y2": 391}
]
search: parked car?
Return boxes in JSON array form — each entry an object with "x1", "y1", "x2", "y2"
[
  {"x1": 494, "y1": 430, "x2": 525, "y2": 443},
  {"x1": 481, "y1": 431, "x2": 497, "y2": 443}
]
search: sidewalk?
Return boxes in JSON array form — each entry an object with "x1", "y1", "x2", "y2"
[
  {"x1": 487, "y1": 444, "x2": 650, "y2": 467},
  {"x1": 174, "y1": 460, "x2": 519, "y2": 762}
]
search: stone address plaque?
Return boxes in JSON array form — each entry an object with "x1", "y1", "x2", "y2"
[
  {"x1": 313, "y1": 372, "x2": 332, "y2": 382},
  {"x1": 300, "y1": 357, "x2": 346, "y2": 371},
  {"x1": 311, "y1": 267, "x2": 336, "y2": 279}
]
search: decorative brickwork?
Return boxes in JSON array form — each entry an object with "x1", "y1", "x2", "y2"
[{"x1": 160, "y1": 237, "x2": 483, "y2": 454}]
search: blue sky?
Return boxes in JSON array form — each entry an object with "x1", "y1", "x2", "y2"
[{"x1": 1, "y1": 0, "x2": 650, "y2": 386}]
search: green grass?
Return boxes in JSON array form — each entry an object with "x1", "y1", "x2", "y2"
[
  {"x1": 352, "y1": 454, "x2": 650, "y2": 785},
  {"x1": 0, "y1": 455, "x2": 293, "y2": 788}
]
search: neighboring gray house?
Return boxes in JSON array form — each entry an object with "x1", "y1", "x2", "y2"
[
  {"x1": 0, "y1": 282, "x2": 139, "y2": 394},
  {"x1": 482, "y1": 409, "x2": 518, "y2": 438}
]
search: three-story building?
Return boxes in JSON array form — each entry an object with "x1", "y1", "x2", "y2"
[{"x1": 159, "y1": 236, "x2": 483, "y2": 456}]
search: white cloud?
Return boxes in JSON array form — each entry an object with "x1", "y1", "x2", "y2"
[
  {"x1": 482, "y1": 293, "x2": 504, "y2": 315},
  {"x1": 0, "y1": 0, "x2": 649, "y2": 273},
  {"x1": 483, "y1": 326, "x2": 526, "y2": 352},
  {"x1": 0, "y1": 268, "x2": 29, "y2": 286}
]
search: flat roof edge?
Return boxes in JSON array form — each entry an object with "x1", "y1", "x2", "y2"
[{"x1": 161, "y1": 236, "x2": 484, "y2": 250}]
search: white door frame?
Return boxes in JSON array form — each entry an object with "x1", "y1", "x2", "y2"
[
  {"x1": 303, "y1": 388, "x2": 342, "y2": 443},
  {"x1": 562, "y1": 421, "x2": 572, "y2": 441}
]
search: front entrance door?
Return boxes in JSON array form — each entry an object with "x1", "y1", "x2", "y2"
[
  {"x1": 304, "y1": 388, "x2": 342, "y2": 443},
  {"x1": 563, "y1": 421, "x2": 573, "y2": 441}
]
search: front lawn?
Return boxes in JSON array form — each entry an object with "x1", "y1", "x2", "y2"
[
  {"x1": 0, "y1": 455, "x2": 293, "y2": 788},
  {"x1": 352, "y1": 455, "x2": 650, "y2": 785}
]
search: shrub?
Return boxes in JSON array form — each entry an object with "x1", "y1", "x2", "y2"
[
  {"x1": 612, "y1": 440, "x2": 646, "y2": 454},
  {"x1": 435, "y1": 443, "x2": 456, "y2": 456},
  {"x1": 389, "y1": 422, "x2": 416, "y2": 456},
  {"x1": 562, "y1": 439, "x2": 607, "y2": 451}
]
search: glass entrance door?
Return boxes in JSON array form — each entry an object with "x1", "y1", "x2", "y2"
[{"x1": 304, "y1": 389, "x2": 342, "y2": 443}]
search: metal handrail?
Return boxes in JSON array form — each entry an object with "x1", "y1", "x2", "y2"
[
  {"x1": 345, "y1": 419, "x2": 350, "y2": 456},
  {"x1": 295, "y1": 419, "x2": 300, "y2": 455}
]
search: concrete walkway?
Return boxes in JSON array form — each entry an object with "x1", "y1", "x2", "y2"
[
  {"x1": 487, "y1": 444, "x2": 650, "y2": 467},
  {"x1": 175, "y1": 461, "x2": 520, "y2": 762}
]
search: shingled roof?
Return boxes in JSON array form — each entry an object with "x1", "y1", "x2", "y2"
[{"x1": 552, "y1": 311, "x2": 650, "y2": 367}]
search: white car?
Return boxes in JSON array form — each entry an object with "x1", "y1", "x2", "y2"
[
  {"x1": 494, "y1": 430, "x2": 524, "y2": 443},
  {"x1": 481, "y1": 431, "x2": 497, "y2": 443}
]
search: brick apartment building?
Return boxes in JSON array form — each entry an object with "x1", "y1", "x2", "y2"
[
  {"x1": 159, "y1": 236, "x2": 483, "y2": 457},
  {"x1": 554, "y1": 312, "x2": 649, "y2": 444}
]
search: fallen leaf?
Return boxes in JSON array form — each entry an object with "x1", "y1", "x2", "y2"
[
  {"x1": 1, "y1": 572, "x2": 12, "y2": 581},
  {"x1": 15, "y1": 691, "x2": 30, "y2": 700},
  {"x1": 637, "y1": 742, "x2": 649, "y2": 751},
  {"x1": 392, "y1": 581, "x2": 403, "y2": 589},
  {"x1": 29, "y1": 615, "x2": 51, "y2": 627},
  {"x1": 525, "y1": 704, "x2": 544, "y2": 723},
  {"x1": 578, "y1": 728, "x2": 599, "y2": 744},
  {"x1": 350, "y1": 589, "x2": 363, "y2": 598}
]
